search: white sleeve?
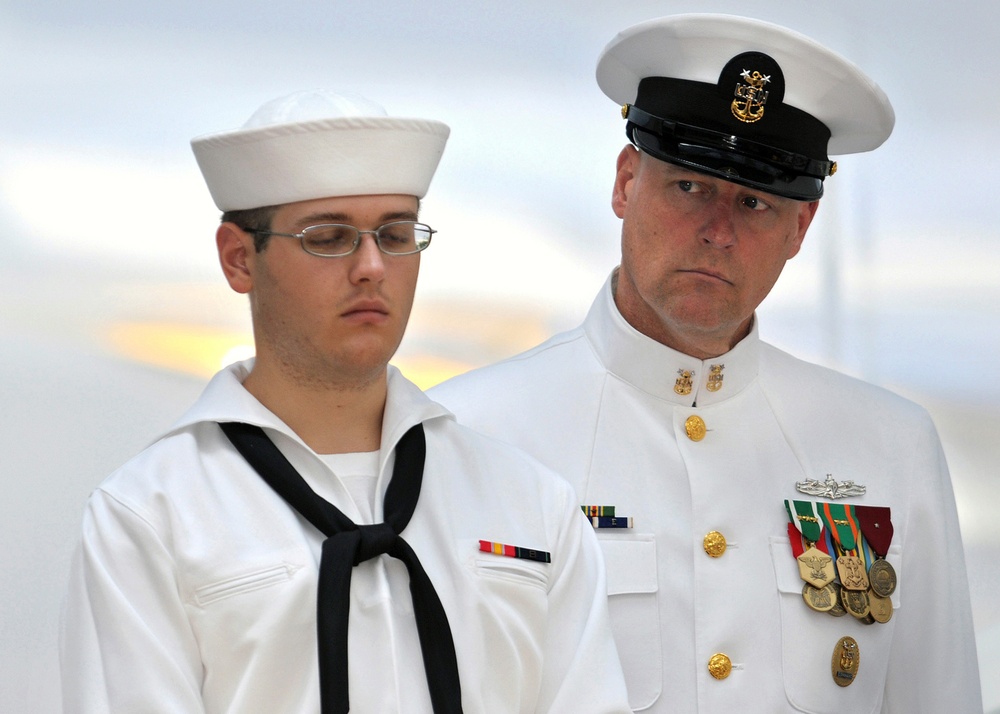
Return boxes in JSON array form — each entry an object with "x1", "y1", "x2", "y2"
[
  {"x1": 882, "y1": 417, "x2": 983, "y2": 713},
  {"x1": 535, "y1": 482, "x2": 632, "y2": 713},
  {"x1": 60, "y1": 489, "x2": 205, "y2": 714}
]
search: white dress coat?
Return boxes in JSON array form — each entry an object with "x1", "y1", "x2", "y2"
[
  {"x1": 430, "y1": 274, "x2": 982, "y2": 713},
  {"x1": 60, "y1": 362, "x2": 630, "y2": 714}
]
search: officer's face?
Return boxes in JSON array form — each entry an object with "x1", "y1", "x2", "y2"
[
  {"x1": 611, "y1": 146, "x2": 818, "y2": 359},
  {"x1": 219, "y1": 194, "x2": 421, "y2": 387}
]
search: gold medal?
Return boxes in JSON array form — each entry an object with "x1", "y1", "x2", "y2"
[
  {"x1": 867, "y1": 558, "x2": 897, "y2": 597},
  {"x1": 831, "y1": 636, "x2": 860, "y2": 687},
  {"x1": 797, "y1": 546, "x2": 836, "y2": 588},
  {"x1": 802, "y1": 582, "x2": 836, "y2": 612},
  {"x1": 840, "y1": 587, "x2": 871, "y2": 621},
  {"x1": 836, "y1": 555, "x2": 869, "y2": 591},
  {"x1": 868, "y1": 590, "x2": 893, "y2": 623}
]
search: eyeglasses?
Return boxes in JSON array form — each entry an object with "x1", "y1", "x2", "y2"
[{"x1": 246, "y1": 221, "x2": 435, "y2": 257}]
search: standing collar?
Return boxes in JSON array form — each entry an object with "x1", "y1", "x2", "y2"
[{"x1": 583, "y1": 271, "x2": 760, "y2": 406}]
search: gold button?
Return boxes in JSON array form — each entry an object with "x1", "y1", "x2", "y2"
[
  {"x1": 685, "y1": 415, "x2": 707, "y2": 441},
  {"x1": 708, "y1": 653, "x2": 732, "y2": 680},
  {"x1": 704, "y1": 531, "x2": 727, "y2": 558}
]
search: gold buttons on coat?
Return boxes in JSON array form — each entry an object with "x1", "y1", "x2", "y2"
[
  {"x1": 708, "y1": 653, "x2": 732, "y2": 680},
  {"x1": 684, "y1": 415, "x2": 707, "y2": 441},
  {"x1": 703, "y1": 531, "x2": 727, "y2": 557}
]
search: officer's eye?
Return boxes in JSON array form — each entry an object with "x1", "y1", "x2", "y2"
[{"x1": 742, "y1": 195, "x2": 771, "y2": 211}]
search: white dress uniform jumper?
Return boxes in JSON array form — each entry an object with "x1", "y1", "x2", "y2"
[{"x1": 60, "y1": 363, "x2": 631, "y2": 713}]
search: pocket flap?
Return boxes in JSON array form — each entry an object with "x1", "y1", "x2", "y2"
[{"x1": 600, "y1": 536, "x2": 657, "y2": 596}]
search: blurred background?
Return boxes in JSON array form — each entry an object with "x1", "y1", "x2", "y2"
[{"x1": 2, "y1": 1, "x2": 998, "y2": 710}]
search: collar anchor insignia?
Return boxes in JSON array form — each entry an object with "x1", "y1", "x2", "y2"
[
  {"x1": 674, "y1": 369, "x2": 694, "y2": 396},
  {"x1": 795, "y1": 474, "x2": 867, "y2": 499},
  {"x1": 707, "y1": 364, "x2": 725, "y2": 392}
]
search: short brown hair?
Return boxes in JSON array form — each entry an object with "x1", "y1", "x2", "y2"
[{"x1": 221, "y1": 205, "x2": 279, "y2": 252}]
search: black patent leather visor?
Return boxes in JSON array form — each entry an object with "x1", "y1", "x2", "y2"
[{"x1": 627, "y1": 107, "x2": 827, "y2": 201}]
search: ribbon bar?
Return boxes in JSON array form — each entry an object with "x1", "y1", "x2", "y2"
[
  {"x1": 479, "y1": 540, "x2": 551, "y2": 563},
  {"x1": 591, "y1": 516, "x2": 633, "y2": 530}
]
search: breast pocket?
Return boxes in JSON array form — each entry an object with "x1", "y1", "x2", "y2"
[
  {"x1": 472, "y1": 551, "x2": 550, "y2": 591},
  {"x1": 187, "y1": 559, "x2": 315, "y2": 662},
  {"x1": 194, "y1": 563, "x2": 301, "y2": 606},
  {"x1": 770, "y1": 536, "x2": 902, "y2": 714},
  {"x1": 599, "y1": 535, "x2": 661, "y2": 711}
]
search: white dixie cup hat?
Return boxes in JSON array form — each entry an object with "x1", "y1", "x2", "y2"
[{"x1": 191, "y1": 89, "x2": 451, "y2": 211}]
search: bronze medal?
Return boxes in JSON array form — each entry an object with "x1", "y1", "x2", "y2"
[
  {"x1": 827, "y1": 582, "x2": 847, "y2": 617},
  {"x1": 855, "y1": 505, "x2": 896, "y2": 597},
  {"x1": 867, "y1": 558, "x2": 897, "y2": 597},
  {"x1": 868, "y1": 590, "x2": 893, "y2": 623},
  {"x1": 802, "y1": 582, "x2": 836, "y2": 612},
  {"x1": 832, "y1": 636, "x2": 860, "y2": 687},
  {"x1": 841, "y1": 587, "x2": 871, "y2": 621},
  {"x1": 797, "y1": 546, "x2": 836, "y2": 588},
  {"x1": 836, "y1": 555, "x2": 869, "y2": 591}
]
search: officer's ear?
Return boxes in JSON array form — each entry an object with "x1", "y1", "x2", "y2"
[
  {"x1": 217, "y1": 223, "x2": 254, "y2": 295},
  {"x1": 787, "y1": 200, "x2": 820, "y2": 260},
  {"x1": 612, "y1": 145, "x2": 640, "y2": 219}
]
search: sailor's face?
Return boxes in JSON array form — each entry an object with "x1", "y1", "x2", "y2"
[
  {"x1": 611, "y1": 146, "x2": 818, "y2": 358},
  {"x1": 238, "y1": 194, "x2": 422, "y2": 385}
]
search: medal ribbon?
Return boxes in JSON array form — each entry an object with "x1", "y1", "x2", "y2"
[
  {"x1": 844, "y1": 505, "x2": 869, "y2": 568},
  {"x1": 787, "y1": 523, "x2": 805, "y2": 558},
  {"x1": 820, "y1": 502, "x2": 856, "y2": 552},
  {"x1": 859, "y1": 533, "x2": 874, "y2": 570},
  {"x1": 854, "y1": 505, "x2": 893, "y2": 557},
  {"x1": 820, "y1": 525, "x2": 834, "y2": 556},
  {"x1": 784, "y1": 499, "x2": 823, "y2": 544},
  {"x1": 787, "y1": 523, "x2": 830, "y2": 556}
]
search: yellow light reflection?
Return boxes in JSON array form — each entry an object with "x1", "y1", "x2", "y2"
[
  {"x1": 105, "y1": 322, "x2": 253, "y2": 379},
  {"x1": 104, "y1": 321, "x2": 476, "y2": 389},
  {"x1": 390, "y1": 355, "x2": 474, "y2": 391}
]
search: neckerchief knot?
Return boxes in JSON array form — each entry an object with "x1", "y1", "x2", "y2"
[{"x1": 354, "y1": 522, "x2": 399, "y2": 564}]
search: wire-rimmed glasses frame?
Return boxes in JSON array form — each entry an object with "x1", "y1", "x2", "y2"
[{"x1": 246, "y1": 220, "x2": 435, "y2": 257}]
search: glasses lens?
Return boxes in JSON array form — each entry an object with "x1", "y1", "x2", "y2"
[
  {"x1": 301, "y1": 225, "x2": 359, "y2": 256},
  {"x1": 377, "y1": 222, "x2": 432, "y2": 254}
]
